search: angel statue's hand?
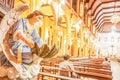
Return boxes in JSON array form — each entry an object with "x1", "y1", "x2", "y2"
[
  {"x1": 10, "y1": 61, "x2": 32, "y2": 79},
  {"x1": 30, "y1": 54, "x2": 43, "y2": 76},
  {"x1": 10, "y1": 61, "x2": 23, "y2": 73}
]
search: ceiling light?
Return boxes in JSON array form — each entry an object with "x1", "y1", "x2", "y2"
[
  {"x1": 110, "y1": 14, "x2": 120, "y2": 24},
  {"x1": 110, "y1": 1, "x2": 120, "y2": 24}
]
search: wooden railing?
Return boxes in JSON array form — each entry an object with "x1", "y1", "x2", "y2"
[{"x1": 38, "y1": 72, "x2": 80, "y2": 80}]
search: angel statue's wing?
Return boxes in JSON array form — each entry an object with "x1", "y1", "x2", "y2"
[{"x1": 0, "y1": 4, "x2": 29, "y2": 71}]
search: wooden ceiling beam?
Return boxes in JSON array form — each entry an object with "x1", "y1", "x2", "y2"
[
  {"x1": 93, "y1": 11, "x2": 120, "y2": 25},
  {"x1": 93, "y1": 5, "x2": 120, "y2": 22}
]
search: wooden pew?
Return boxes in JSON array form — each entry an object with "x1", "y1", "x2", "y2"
[
  {"x1": 72, "y1": 62, "x2": 111, "y2": 75},
  {"x1": 72, "y1": 62, "x2": 110, "y2": 70},
  {"x1": 70, "y1": 57, "x2": 103, "y2": 62},
  {"x1": 40, "y1": 57, "x2": 112, "y2": 80},
  {"x1": 55, "y1": 62, "x2": 111, "y2": 71},
  {"x1": 41, "y1": 58, "x2": 111, "y2": 74},
  {"x1": 75, "y1": 66, "x2": 111, "y2": 75},
  {"x1": 47, "y1": 60, "x2": 111, "y2": 75},
  {"x1": 40, "y1": 65, "x2": 112, "y2": 80},
  {"x1": 76, "y1": 71, "x2": 112, "y2": 80},
  {"x1": 70, "y1": 57, "x2": 104, "y2": 65}
]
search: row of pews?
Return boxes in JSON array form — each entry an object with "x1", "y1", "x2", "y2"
[{"x1": 38, "y1": 57, "x2": 112, "y2": 80}]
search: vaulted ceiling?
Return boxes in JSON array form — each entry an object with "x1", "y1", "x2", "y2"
[
  {"x1": 87, "y1": 0, "x2": 120, "y2": 33},
  {"x1": 2, "y1": 0, "x2": 120, "y2": 33}
]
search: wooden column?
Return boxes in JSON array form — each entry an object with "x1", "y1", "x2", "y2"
[{"x1": 76, "y1": 0, "x2": 80, "y2": 15}]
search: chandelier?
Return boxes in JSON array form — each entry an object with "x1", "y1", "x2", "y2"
[
  {"x1": 110, "y1": 14, "x2": 120, "y2": 24},
  {"x1": 110, "y1": 1, "x2": 120, "y2": 24}
]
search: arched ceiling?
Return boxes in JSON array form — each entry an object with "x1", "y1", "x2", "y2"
[{"x1": 87, "y1": 0, "x2": 120, "y2": 33}]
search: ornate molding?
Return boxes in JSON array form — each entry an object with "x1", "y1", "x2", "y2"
[{"x1": 0, "y1": 1, "x2": 10, "y2": 14}]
